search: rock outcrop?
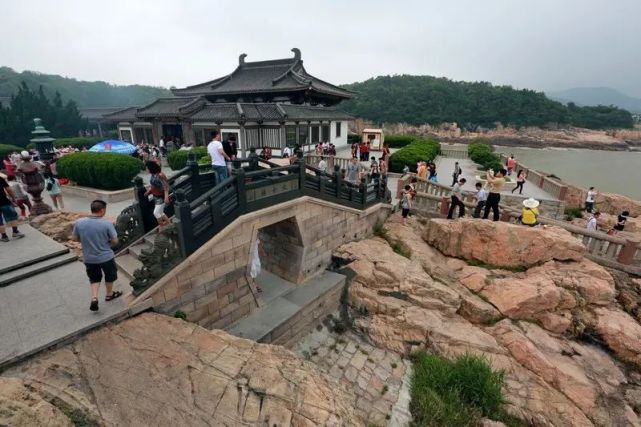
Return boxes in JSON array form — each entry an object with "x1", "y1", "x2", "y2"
[
  {"x1": 29, "y1": 211, "x2": 86, "y2": 256},
  {"x1": 423, "y1": 218, "x2": 585, "y2": 268},
  {"x1": 335, "y1": 217, "x2": 641, "y2": 426},
  {"x1": 1, "y1": 313, "x2": 362, "y2": 427}
]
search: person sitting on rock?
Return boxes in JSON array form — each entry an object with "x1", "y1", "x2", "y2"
[{"x1": 521, "y1": 198, "x2": 540, "y2": 227}]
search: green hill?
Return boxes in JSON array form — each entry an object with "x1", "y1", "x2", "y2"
[
  {"x1": 340, "y1": 75, "x2": 634, "y2": 130},
  {"x1": 0, "y1": 66, "x2": 171, "y2": 108}
]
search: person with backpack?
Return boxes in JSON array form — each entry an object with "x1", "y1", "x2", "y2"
[
  {"x1": 451, "y1": 161, "x2": 462, "y2": 186},
  {"x1": 44, "y1": 171, "x2": 64, "y2": 210}
]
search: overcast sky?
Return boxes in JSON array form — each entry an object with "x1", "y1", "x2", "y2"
[{"x1": 1, "y1": 0, "x2": 640, "y2": 96}]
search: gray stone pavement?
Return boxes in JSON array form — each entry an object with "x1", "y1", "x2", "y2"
[
  {"x1": 0, "y1": 225, "x2": 68, "y2": 273},
  {"x1": 0, "y1": 259, "x2": 130, "y2": 367},
  {"x1": 0, "y1": 224, "x2": 132, "y2": 368},
  {"x1": 435, "y1": 156, "x2": 557, "y2": 201}
]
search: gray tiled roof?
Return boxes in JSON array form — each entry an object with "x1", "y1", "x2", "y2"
[
  {"x1": 172, "y1": 50, "x2": 353, "y2": 100},
  {"x1": 188, "y1": 103, "x2": 353, "y2": 123},
  {"x1": 102, "y1": 106, "x2": 140, "y2": 122},
  {"x1": 136, "y1": 97, "x2": 197, "y2": 118},
  {"x1": 80, "y1": 107, "x2": 131, "y2": 120}
]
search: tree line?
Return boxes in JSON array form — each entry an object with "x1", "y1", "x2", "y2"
[
  {"x1": 0, "y1": 66, "x2": 171, "y2": 108},
  {"x1": 340, "y1": 75, "x2": 634, "y2": 129},
  {"x1": 0, "y1": 82, "x2": 86, "y2": 147}
]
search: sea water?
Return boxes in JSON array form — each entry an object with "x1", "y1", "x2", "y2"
[{"x1": 495, "y1": 146, "x2": 641, "y2": 200}]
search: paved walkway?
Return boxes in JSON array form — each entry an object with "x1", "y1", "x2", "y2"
[
  {"x1": 0, "y1": 226, "x2": 132, "y2": 368},
  {"x1": 435, "y1": 156, "x2": 557, "y2": 201}
]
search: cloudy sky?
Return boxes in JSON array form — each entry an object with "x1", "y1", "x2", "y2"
[{"x1": 1, "y1": 0, "x2": 640, "y2": 96}]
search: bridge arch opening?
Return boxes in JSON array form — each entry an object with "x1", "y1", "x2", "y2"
[{"x1": 254, "y1": 216, "x2": 306, "y2": 287}]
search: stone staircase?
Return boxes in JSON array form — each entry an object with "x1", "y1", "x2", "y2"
[
  {"x1": 225, "y1": 270, "x2": 346, "y2": 347},
  {"x1": 0, "y1": 225, "x2": 78, "y2": 287},
  {"x1": 114, "y1": 233, "x2": 158, "y2": 301}
]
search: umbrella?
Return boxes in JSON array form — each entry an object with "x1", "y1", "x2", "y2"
[{"x1": 89, "y1": 140, "x2": 137, "y2": 155}]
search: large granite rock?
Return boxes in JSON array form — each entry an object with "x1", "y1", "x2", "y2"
[
  {"x1": 334, "y1": 219, "x2": 641, "y2": 426},
  {"x1": 1, "y1": 313, "x2": 362, "y2": 427},
  {"x1": 423, "y1": 218, "x2": 585, "y2": 268}
]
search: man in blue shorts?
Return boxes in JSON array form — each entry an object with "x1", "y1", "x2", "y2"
[
  {"x1": 72, "y1": 200, "x2": 122, "y2": 311},
  {"x1": 0, "y1": 174, "x2": 25, "y2": 242}
]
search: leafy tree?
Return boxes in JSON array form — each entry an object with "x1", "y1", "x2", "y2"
[
  {"x1": 0, "y1": 82, "x2": 87, "y2": 147},
  {"x1": 340, "y1": 75, "x2": 633, "y2": 130}
]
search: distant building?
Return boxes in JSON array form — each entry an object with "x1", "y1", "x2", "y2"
[
  {"x1": 632, "y1": 113, "x2": 641, "y2": 124},
  {"x1": 101, "y1": 48, "x2": 355, "y2": 155}
]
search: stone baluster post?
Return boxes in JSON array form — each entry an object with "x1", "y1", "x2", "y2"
[
  {"x1": 236, "y1": 167, "x2": 247, "y2": 214},
  {"x1": 134, "y1": 176, "x2": 157, "y2": 232},
  {"x1": 334, "y1": 165, "x2": 342, "y2": 198},
  {"x1": 298, "y1": 156, "x2": 306, "y2": 196},
  {"x1": 360, "y1": 177, "x2": 368, "y2": 207},
  {"x1": 440, "y1": 196, "x2": 450, "y2": 216},
  {"x1": 617, "y1": 239, "x2": 640, "y2": 265},
  {"x1": 186, "y1": 152, "x2": 200, "y2": 196},
  {"x1": 174, "y1": 189, "x2": 194, "y2": 257}
]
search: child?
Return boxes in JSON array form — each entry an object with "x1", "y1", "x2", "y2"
[
  {"x1": 473, "y1": 182, "x2": 487, "y2": 218},
  {"x1": 401, "y1": 184, "x2": 412, "y2": 225},
  {"x1": 370, "y1": 156, "x2": 380, "y2": 181},
  {"x1": 44, "y1": 172, "x2": 64, "y2": 210},
  {"x1": 7, "y1": 175, "x2": 31, "y2": 217}
]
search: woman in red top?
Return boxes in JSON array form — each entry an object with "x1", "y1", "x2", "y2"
[{"x1": 2, "y1": 156, "x2": 16, "y2": 179}]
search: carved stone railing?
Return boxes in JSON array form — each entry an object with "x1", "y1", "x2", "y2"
[
  {"x1": 439, "y1": 144, "x2": 468, "y2": 159},
  {"x1": 498, "y1": 153, "x2": 568, "y2": 201},
  {"x1": 411, "y1": 189, "x2": 641, "y2": 274},
  {"x1": 305, "y1": 154, "x2": 352, "y2": 173}
]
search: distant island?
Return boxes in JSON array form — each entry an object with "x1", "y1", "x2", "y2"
[{"x1": 547, "y1": 87, "x2": 641, "y2": 114}]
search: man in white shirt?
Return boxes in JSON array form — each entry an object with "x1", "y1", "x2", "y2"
[
  {"x1": 317, "y1": 156, "x2": 327, "y2": 173},
  {"x1": 159, "y1": 137, "x2": 166, "y2": 157},
  {"x1": 207, "y1": 130, "x2": 231, "y2": 185},
  {"x1": 585, "y1": 187, "x2": 597, "y2": 213},
  {"x1": 473, "y1": 182, "x2": 488, "y2": 218},
  {"x1": 283, "y1": 146, "x2": 292, "y2": 158}
]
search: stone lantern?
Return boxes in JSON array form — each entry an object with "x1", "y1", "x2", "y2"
[
  {"x1": 30, "y1": 118, "x2": 56, "y2": 163},
  {"x1": 18, "y1": 118, "x2": 53, "y2": 216}
]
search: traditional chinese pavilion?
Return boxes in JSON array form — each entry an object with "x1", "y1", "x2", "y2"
[{"x1": 102, "y1": 48, "x2": 354, "y2": 156}]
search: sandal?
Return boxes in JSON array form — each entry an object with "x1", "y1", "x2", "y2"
[
  {"x1": 90, "y1": 298, "x2": 99, "y2": 311},
  {"x1": 105, "y1": 291, "x2": 123, "y2": 301}
]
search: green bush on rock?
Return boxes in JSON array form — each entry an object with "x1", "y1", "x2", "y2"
[
  {"x1": 468, "y1": 140, "x2": 503, "y2": 171},
  {"x1": 167, "y1": 146, "x2": 208, "y2": 170},
  {"x1": 388, "y1": 138, "x2": 440, "y2": 173},
  {"x1": 57, "y1": 152, "x2": 143, "y2": 190}
]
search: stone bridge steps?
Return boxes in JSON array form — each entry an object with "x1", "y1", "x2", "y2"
[
  {"x1": 0, "y1": 252, "x2": 78, "y2": 287},
  {"x1": 225, "y1": 270, "x2": 345, "y2": 345}
]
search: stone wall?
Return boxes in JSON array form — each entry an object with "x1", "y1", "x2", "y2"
[
  {"x1": 264, "y1": 278, "x2": 343, "y2": 348},
  {"x1": 134, "y1": 197, "x2": 391, "y2": 329},
  {"x1": 259, "y1": 217, "x2": 305, "y2": 284}
]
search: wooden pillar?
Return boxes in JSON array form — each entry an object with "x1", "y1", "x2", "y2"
[
  {"x1": 151, "y1": 120, "x2": 161, "y2": 144},
  {"x1": 97, "y1": 122, "x2": 103, "y2": 138}
]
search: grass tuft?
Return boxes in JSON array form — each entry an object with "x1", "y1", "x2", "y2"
[{"x1": 410, "y1": 351, "x2": 523, "y2": 427}]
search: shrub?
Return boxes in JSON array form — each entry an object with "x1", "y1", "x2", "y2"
[
  {"x1": 54, "y1": 137, "x2": 102, "y2": 150},
  {"x1": 57, "y1": 152, "x2": 143, "y2": 190},
  {"x1": 388, "y1": 138, "x2": 440, "y2": 173},
  {"x1": 410, "y1": 351, "x2": 520, "y2": 427},
  {"x1": 0, "y1": 144, "x2": 24, "y2": 159},
  {"x1": 565, "y1": 207, "x2": 584, "y2": 221},
  {"x1": 167, "y1": 146, "x2": 208, "y2": 170},
  {"x1": 384, "y1": 134, "x2": 418, "y2": 148},
  {"x1": 468, "y1": 141, "x2": 503, "y2": 171}
]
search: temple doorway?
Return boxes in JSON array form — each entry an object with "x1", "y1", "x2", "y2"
[{"x1": 161, "y1": 124, "x2": 183, "y2": 144}]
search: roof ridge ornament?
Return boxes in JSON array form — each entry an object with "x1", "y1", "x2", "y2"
[
  {"x1": 291, "y1": 48, "x2": 301, "y2": 61},
  {"x1": 239, "y1": 53, "x2": 247, "y2": 65}
]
